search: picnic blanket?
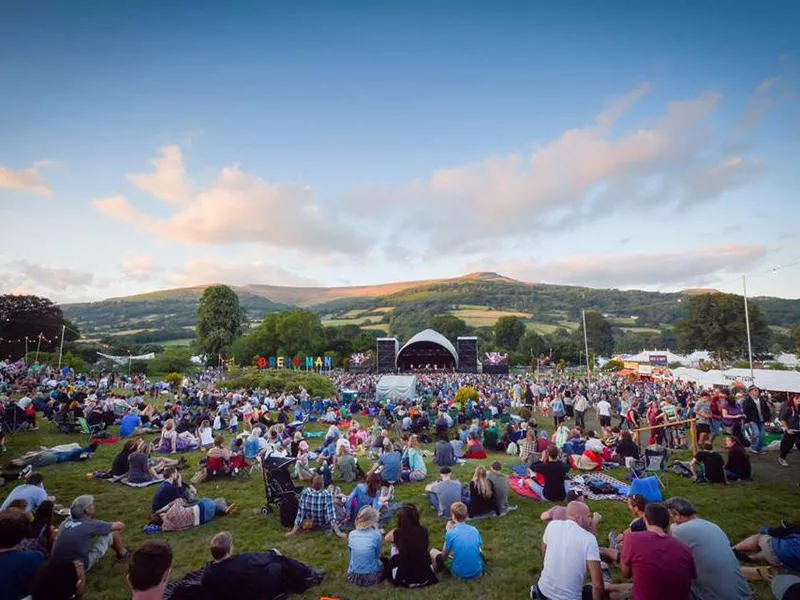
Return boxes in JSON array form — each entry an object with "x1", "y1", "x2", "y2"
[
  {"x1": 509, "y1": 475, "x2": 541, "y2": 500},
  {"x1": 304, "y1": 431, "x2": 325, "y2": 438},
  {"x1": 569, "y1": 472, "x2": 630, "y2": 501},
  {"x1": 510, "y1": 464, "x2": 528, "y2": 477},
  {"x1": 120, "y1": 476, "x2": 164, "y2": 488}
]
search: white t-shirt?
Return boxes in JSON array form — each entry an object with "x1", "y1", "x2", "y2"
[
  {"x1": 597, "y1": 400, "x2": 611, "y2": 417},
  {"x1": 538, "y1": 519, "x2": 600, "y2": 600},
  {"x1": 585, "y1": 438, "x2": 604, "y2": 453}
]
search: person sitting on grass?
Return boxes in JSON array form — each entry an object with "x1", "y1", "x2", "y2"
[
  {"x1": 532, "y1": 501, "x2": 604, "y2": 600},
  {"x1": 334, "y1": 444, "x2": 357, "y2": 483},
  {"x1": 600, "y1": 494, "x2": 647, "y2": 564},
  {"x1": 345, "y1": 473, "x2": 383, "y2": 524},
  {"x1": 665, "y1": 496, "x2": 752, "y2": 600},
  {"x1": 286, "y1": 475, "x2": 346, "y2": 538},
  {"x1": 127, "y1": 541, "x2": 172, "y2": 600},
  {"x1": 613, "y1": 430, "x2": 640, "y2": 462},
  {"x1": 29, "y1": 558, "x2": 87, "y2": 600},
  {"x1": 50, "y1": 495, "x2": 128, "y2": 571},
  {"x1": 425, "y1": 467, "x2": 462, "y2": 518},
  {"x1": 0, "y1": 511, "x2": 47, "y2": 600},
  {"x1": 110, "y1": 440, "x2": 138, "y2": 477},
  {"x1": 463, "y1": 432, "x2": 487, "y2": 459},
  {"x1": 690, "y1": 442, "x2": 727, "y2": 484},
  {"x1": 384, "y1": 504, "x2": 438, "y2": 588},
  {"x1": 732, "y1": 523, "x2": 800, "y2": 573},
  {"x1": 605, "y1": 503, "x2": 695, "y2": 600},
  {"x1": 487, "y1": 461, "x2": 512, "y2": 514},
  {"x1": 468, "y1": 466, "x2": 499, "y2": 518},
  {"x1": 294, "y1": 441, "x2": 315, "y2": 481},
  {"x1": 401, "y1": 435, "x2": 427, "y2": 482},
  {"x1": 347, "y1": 506, "x2": 385, "y2": 587},
  {"x1": 368, "y1": 440, "x2": 402, "y2": 485},
  {"x1": 432, "y1": 432, "x2": 456, "y2": 467},
  {"x1": 127, "y1": 443, "x2": 162, "y2": 484},
  {"x1": 430, "y1": 502, "x2": 484, "y2": 580},
  {"x1": 1, "y1": 473, "x2": 49, "y2": 513},
  {"x1": 150, "y1": 468, "x2": 192, "y2": 513},
  {"x1": 724, "y1": 436, "x2": 752, "y2": 481},
  {"x1": 528, "y1": 444, "x2": 570, "y2": 502},
  {"x1": 200, "y1": 531, "x2": 325, "y2": 600},
  {"x1": 158, "y1": 418, "x2": 198, "y2": 454},
  {"x1": 18, "y1": 500, "x2": 57, "y2": 556}
]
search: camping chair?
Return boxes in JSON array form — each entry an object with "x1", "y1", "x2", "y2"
[{"x1": 77, "y1": 417, "x2": 103, "y2": 439}]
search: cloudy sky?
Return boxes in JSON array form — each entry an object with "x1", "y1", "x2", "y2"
[{"x1": 2, "y1": 2, "x2": 800, "y2": 303}]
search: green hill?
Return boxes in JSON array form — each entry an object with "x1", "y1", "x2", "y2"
[{"x1": 62, "y1": 273, "x2": 800, "y2": 342}]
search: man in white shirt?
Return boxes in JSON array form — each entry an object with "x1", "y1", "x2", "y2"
[
  {"x1": 574, "y1": 394, "x2": 589, "y2": 428},
  {"x1": 596, "y1": 399, "x2": 612, "y2": 428},
  {"x1": 532, "y1": 501, "x2": 604, "y2": 600}
]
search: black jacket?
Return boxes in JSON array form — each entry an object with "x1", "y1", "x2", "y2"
[{"x1": 743, "y1": 396, "x2": 772, "y2": 424}]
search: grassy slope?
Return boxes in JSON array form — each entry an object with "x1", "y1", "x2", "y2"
[{"x1": 5, "y1": 413, "x2": 799, "y2": 600}]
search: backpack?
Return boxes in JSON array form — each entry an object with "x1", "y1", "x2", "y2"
[
  {"x1": 279, "y1": 493, "x2": 299, "y2": 528},
  {"x1": 506, "y1": 441, "x2": 518, "y2": 456}
]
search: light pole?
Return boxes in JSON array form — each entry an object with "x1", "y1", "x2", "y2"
[
  {"x1": 581, "y1": 309, "x2": 591, "y2": 378},
  {"x1": 742, "y1": 275, "x2": 754, "y2": 381}
]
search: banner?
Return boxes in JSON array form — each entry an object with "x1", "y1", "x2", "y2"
[
  {"x1": 623, "y1": 361, "x2": 639, "y2": 370},
  {"x1": 649, "y1": 354, "x2": 668, "y2": 366},
  {"x1": 97, "y1": 352, "x2": 155, "y2": 366}
]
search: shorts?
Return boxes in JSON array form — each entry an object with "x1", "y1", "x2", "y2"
[
  {"x1": 696, "y1": 423, "x2": 710, "y2": 434},
  {"x1": 599, "y1": 416, "x2": 611, "y2": 427},
  {"x1": 87, "y1": 533, "x2": 113, "y2": 570},
  {"x1": 758, "y1": 535, "x2": 781, "y2": 566}
]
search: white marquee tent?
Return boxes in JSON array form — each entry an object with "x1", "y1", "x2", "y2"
[
  {"x1": 672, "y1": 367, "x2": 800, "y2": 393},
  {"x1": 376, "y1": 375, "x2": 417, "y2": 403}
]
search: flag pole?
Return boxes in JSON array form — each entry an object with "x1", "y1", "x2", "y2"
[
  {"x1": 57, "y1": 325, "x2": 66, "y2": 370},
  {"x1": 742, "y1": 275, "x2": 754, "y2": 380},
  {"x1": 35, "y1": 333, "x2": 42, "y2": 362}
]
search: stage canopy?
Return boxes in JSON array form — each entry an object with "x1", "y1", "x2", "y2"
[
  {"x1": 396, "y1": 329, "x2": 458, "y2": 370},
  {"x1": 376, "y1": 375, "x2": 417, "y2": 403}
]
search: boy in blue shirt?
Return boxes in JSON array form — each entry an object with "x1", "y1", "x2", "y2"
[{"x1": 431, "y1": 502, "x2": 484, "y2": 580}]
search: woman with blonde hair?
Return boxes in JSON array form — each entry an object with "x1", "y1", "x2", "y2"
[
  {"x1": 335, "y1": 442, "x2": 357, "y2": 483},
  {"x1": 158, "y1": 418, "x2": 199, "y2": 453},
  {"x1": 294, "y1": 441, "x2": 314, "y2": 481},
  {"x1": 347, "y1": 506, "x2": 384, "y2": 586},
  {"x1": 468, "y1": 465, "x2": 499, "y2": 517},
  {"x1": 401, "y1": 435, "x2": 427, "y2": 482}
]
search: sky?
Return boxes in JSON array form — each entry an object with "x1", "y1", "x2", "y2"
[{"x1": 2, "y1": 1, "x2": 800, "y2": 303}]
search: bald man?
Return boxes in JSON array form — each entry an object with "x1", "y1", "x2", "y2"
[{"x1": 532, "y1": 501, "x2": 604, "y2": 600}]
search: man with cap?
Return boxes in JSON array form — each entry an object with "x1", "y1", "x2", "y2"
[
  {"x1": 51, "y1": 494, "x2": 127, "y2": 570},
  {"x1": 425, "y1": 466, "x2": 462, "y2": 518},
  {"x1": 743, "y1": 385, "x2": 772, "y2": 454}
]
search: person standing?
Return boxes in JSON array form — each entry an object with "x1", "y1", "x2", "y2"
[
  {"x1": 778, "y1": 395, "x2": 800, "y2": 467},
  {"x1": 665, "y1": 497, "x2": 751, "y2": 600},
  {"x1": 574, "y1": 393, "x2": 589, "y2": 429},
  {"x1": 596, "y1": 397, "x2": 612, "y2": 429},
  {"x1": 743, "y1": 386, "x2": 771, "y2": 454}
]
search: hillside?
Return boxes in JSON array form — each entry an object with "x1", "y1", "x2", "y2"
[{"x1": 62, "y1": 273, "x2": 800, "y2": 342}]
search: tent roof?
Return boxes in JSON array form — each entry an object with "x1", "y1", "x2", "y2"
[{"x1": 397, "y1": 329, "x2": 458, "y2": 363}]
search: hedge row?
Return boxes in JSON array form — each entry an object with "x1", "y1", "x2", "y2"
[{"x1": 222, "y1": 369, "x2": 335, "y2": 398}]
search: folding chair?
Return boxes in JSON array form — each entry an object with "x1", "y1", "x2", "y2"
[{"x1": 77, "y1": 417, "x2": 103, "y2": 439}]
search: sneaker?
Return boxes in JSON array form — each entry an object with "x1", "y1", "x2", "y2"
[
  {"x1": 20, "y1": 465, "x2": 34, "y2": 479},
  {"x1": 778, "y1": 458, "x2": 789, "y2": 467}
]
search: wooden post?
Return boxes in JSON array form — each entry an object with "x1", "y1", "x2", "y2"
[{"x1": 689, "y1": 419, "x2": 698, "y2": 455}]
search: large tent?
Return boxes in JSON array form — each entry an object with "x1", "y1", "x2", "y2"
[
  {"x1": 672, "y1": 367, "x2": 800, "y2": 393},
  {"x1": 376, "y1": 375, "x2": 417, "y2": 403},
  {"x1": 395, "y1": 329, "x2": 458, "y2": 370}
]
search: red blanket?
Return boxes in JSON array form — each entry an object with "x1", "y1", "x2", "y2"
[{"x1": 509, "y1": 475, "x2": 541, "y2": 500}]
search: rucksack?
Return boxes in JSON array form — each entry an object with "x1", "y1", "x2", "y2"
[{"x1": 279, "y1": 493, "x2": 299, "y2": 528}]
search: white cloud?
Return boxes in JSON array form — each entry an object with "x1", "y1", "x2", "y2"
[
  {"x1": 0, "y1": 163, "x2": 53, "y2": 195},
  {"x1": 120, "y1": 257, "x2": 159, "y2": 281},
  {"x1": 740, "y1": 77, "x2": 782, "y2": 129},
  {"x1": 171, "y1": 259, "x2": 318, "y2": 288},
  {"x1": 345, "y1": 88, "x2": 764, "y2": 253},
  {"x1": 492, "y1": 244, "x2": 768, "y2": 289},
  {"x1": 4, "y1": 260, "x2": 94, "y2": 291},
  {"x1": 126, "y1": 145, "x2": 194, "y2": 204},
  {"x1": 95, "y1": 147, "x2": 367, "y2": 257}
]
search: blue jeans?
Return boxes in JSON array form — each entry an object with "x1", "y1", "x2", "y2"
[
  {"x1": 748, "y1": 422, "x2": 765, "y2": 452},
  {"x1": 527, "y1": 480, "x2": 569, "y2": 502}
]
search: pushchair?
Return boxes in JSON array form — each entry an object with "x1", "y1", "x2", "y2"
[{"x1": 260, "y1": 453, "x2": 300, "y2": 516}]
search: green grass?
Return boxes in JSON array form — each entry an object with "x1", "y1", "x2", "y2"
[
  {"x1": 4, "y1": 413, "x2": 798, "y2": 599},
  {"x1": 161, "y1": 338, "x2": 195, "y2": 347}
]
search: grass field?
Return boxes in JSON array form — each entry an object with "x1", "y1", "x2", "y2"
[
  {"x1": 161, "y1": 339, "x2": 195, "y2": 347},
  {"x1": 450, "y1": 308, "x2": 532, "y2": 328},
  {"x1": 4, "y1": 412, "x2": 799, "y2": 599}
]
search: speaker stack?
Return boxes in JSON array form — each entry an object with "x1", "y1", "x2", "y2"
[
  {"x1": 376, "y1": 338, "x2": 399, "y2": 373},
  {"x1": 456, "y1": 336, "x2": 478, "y2": 373}
]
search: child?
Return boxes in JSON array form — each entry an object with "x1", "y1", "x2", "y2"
[{"x1": 229, "y1": 413, "x2": 239, "y2": 435}]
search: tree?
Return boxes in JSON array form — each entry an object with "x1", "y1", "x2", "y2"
[
  {"x1": 275, "y1": 309, "x2": 324, "y2": 355},
  {"x1": 676, "y1": 293, "x2": 771, "y2": 361},
  {"x1": 579, "y1": 311, "x2": 615, "y2": 357},
  {"x1": 196, "y1": 286, "x2": 243, "y2": 361},
  {"x1": 428, "y1": 314, "x2": 471, "y2": 342},
  {"x1": 494, "y1": 316, "x2": 526, "y2": 350},
  {"x1": 0, "y1": 295, "x2": 66, "y2": 360},
  {"x1": 150, "y1": 347, "x2": 193, "y2": 374},
  {"x1": 518, "y1": 330, "x2": 546, "y2": 358}
]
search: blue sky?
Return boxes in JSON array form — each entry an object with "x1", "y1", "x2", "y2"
[{"x1": 2, "y1": 1, "x2": 799, "y2": 302}]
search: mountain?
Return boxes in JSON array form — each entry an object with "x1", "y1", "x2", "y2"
[{"x1": 62, "y1": 273, "x2": 800, "y2": 341}]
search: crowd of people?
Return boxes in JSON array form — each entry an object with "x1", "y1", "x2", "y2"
[{"x1": 1, "y1": 357, "x2": 799, "y2": 599}]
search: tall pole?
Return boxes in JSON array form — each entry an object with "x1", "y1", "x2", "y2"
[
  {"x1": 581, "y1": 309, "x2": 591, "y2": 378},
  {"x1": 24, "y1": 336, "x2": 29, "y2": 362},
  {"x1": 57, "y1": 325, "x2": 66, "y2": 370},
  {"x1": 128, "y1": 354, "x2": 132, "y2": 377},
  {"x1": 35, "y1": 333, "x2": 42, "y2": 362},
  {"x1": 742, "y1": 275, "x2": 754, "y2": 380}
]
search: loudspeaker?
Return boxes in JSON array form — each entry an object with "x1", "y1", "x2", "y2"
[
  {"x1": 456, "y1": 337, "x2": 478, "y2": 373},
  {"x1": 376, "y1": 338, "x2": 399, "y2": 373}
]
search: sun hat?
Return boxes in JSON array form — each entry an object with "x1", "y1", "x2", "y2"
[{"x1": 355, "y1": 506, "x2": 379, "y2": 530}]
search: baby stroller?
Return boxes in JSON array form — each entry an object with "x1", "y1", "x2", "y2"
[{"x1": 260, "y1": 453, "x2": 300, "y2": 517}]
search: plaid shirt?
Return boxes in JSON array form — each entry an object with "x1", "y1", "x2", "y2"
[{"x1": 294, "y1": 488, "x2": 337, "y2": 529}]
